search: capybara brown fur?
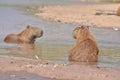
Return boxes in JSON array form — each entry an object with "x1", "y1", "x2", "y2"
[
  {"x1": 4, "y1": 25, "x2": 43, "y2": 44},
  {"x1": 69, "y1": 26, "x2": 99, "y2": 62},
  {"x1": 117, "y1": 6, "x2": 120, "y2": 16}
]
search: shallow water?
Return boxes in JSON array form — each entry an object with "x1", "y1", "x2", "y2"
[
  {"x1": 0, "y1": 1, "x2": 120, "y2": 69},
  {"x1": 0, "y1": 0, "x2": 110, "y2": 6}
]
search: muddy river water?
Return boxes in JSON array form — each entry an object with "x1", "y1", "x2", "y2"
[{"x1": 0, "y1": 0, "x2": 120, "y2": 69}]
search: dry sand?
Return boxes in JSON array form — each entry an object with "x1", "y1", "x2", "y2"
[
  {"x1": 0, "y1": 55, "x2": 120, "y2": 80},
  {"x1": 36, "y1": 4, "x2": 120, "y2": 29}
]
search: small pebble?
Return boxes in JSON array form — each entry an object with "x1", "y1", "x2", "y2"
[
  {"x1": 35, "y1": 55, "x2": 39, "y2": 59},
  {"x1": 39, "y1": 64, "x2": 43, "y2": 67},
  {"x1": 53, "y1": 64, "x2": 58, "y2": 68},
  {"x1": 10, "y1": 60, "x2": 14, "y2": 63},
  {"x1": 43, "y1": 65, "x2": 47, "y2": 67},
  {"x1": 26, "y1": 64, "x2": 33, "y2": 68},
  {"x1": 113, "y1": 28, "x2": 119, "y2": 31}
]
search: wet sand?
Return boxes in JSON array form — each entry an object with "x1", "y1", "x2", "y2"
[
  {"x1": 0, "y1": 71, "x2": 53, "y2": 80},
  {"x1": 36, "y1": 4, "x2": 120, "y2": 29},
  {"x1": 0, "y1": 55, "x2": 120, "y2": 80}
]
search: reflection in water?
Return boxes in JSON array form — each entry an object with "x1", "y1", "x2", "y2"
[
  {"x1": 40, "y1": 44, "x2": 70, "y2": 61},
  {"x1": 2, "y1": 44, "x2": 42, "y2": 59},
  {"x1": 1, "y1": 43, "x2": 69, "y2": 61},
  {"x1": 17, "y1": 44, "x2": 36, "y2": 55}
]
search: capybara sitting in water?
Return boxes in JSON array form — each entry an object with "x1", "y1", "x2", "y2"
[
  {"x1": 117, "y1": 6, "x2": 120, "y2": 16},
  {"x1": 4, "y1": 25, "x2": 43, "y2": 44},
  {"x1": 69, "y1": 26, "x2": 99, "y2": 62}
]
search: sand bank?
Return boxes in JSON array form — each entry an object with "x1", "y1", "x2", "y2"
[
  {"x1": 0, "y1": 55, "x2": 120, "y2": 80},
  {"x1": 36, "y1": 4, "x2": 120, "y2": 29}
]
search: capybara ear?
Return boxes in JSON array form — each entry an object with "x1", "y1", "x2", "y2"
[
  {"x1": 27, "y1": 25, "x2": 31, "y2": 29},
  {"x1": 79, "y1": 25, "x2": 85, "y2": 29},
  {"x1": 80, "y1": 25, "x2": 89, "y2": 29}
]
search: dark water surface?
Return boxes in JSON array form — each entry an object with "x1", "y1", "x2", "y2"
[{"x1": 0, "y1": 0, "x2": 120, "y2": 69}]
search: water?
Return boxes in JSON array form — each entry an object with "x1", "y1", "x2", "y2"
[
  {"x1": 0, "y1": 0, "x2": 110, "y2": 6},
  {"x1": 0, "y1": 0, "x2": 120, "y2": 69}
]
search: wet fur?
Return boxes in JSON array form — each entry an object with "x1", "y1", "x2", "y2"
[
  {"x1": 4, "y1": 25, "x2": 43, "y2": 44},
  {"x1": 117, "y1": 6, "x2": 120, "y2": 16},
  {"x1": 69, "y1": 26, "x2": 99, "y2": 62}
]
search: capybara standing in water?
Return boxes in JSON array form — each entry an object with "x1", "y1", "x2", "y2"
[
  {"x1": 69, "y1": 26, "x2": 99, "y2": 62},
  {"x1": 4, "y1": 25, "x2": 43, "y2": 44},
  {"x1": 117, "y1": 6, "x2": 120, "y2": 16}
]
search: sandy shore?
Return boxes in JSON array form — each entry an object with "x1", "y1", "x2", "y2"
[
  {"x1": 36, "y1": 4, "x2": 120, "y2": 29},
  {"x1": 0, "y1": 55, "x2": 120, "y2": 80}
]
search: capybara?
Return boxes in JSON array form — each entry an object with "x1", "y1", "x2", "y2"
[
  {"x1": 69, "y1": 26, "x2": 99, "y2": 62},
  {"x1": 4, "y1": 25, "x2": 43, "y2": 44}
]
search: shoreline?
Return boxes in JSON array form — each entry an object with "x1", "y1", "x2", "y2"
[
  {"x1": 0, "y1": 55, "x2": 120, "y2": 80},
  {"x1": 35, "y1": 4, "x2": 120, "y2": 29}
]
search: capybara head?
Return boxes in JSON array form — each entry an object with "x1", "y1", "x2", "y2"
[
  {"x1": 25, "y1": 25, "x2": 43, "y2": 38},
  {"x1": 72, "y1": 26, "x2": 89, "y2": 39},
  {"x1": 117, "y1": 6, "x2": 120, "y2": 16}
]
